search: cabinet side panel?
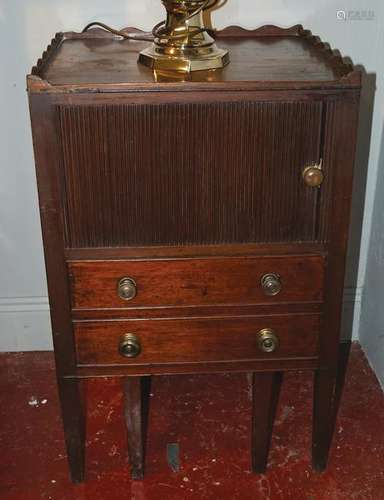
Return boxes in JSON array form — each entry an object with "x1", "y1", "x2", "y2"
[
  {"x1": 29, "y1": 95, "x2": 76, "y2": 375},
  {"x1": 320, "y1": 95, "x2": 360, "y2": 367}
]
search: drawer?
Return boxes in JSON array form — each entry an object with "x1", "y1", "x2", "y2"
[
  {"x1": 69, "y1": 255, "x2": 325, "y2": 309},
  {"x1": 74, "y1": 314, "x2": 320, "y2": 366}
]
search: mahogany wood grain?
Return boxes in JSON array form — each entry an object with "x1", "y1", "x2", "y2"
[
  {"x1": 28, "y1": 25, "x2": 362, "y2": 481},
  {"x1": 252, "y1": 372, "x2": 283, "y2": 473},
  {"x1": 28, "y1": 26, "x2": 359, "y2": 93},
  {"x1": 58, "y1": 100, "x2": 323, "y2": 247},
  {"x1": 69, "y1": 255, "x2": 325, "y2": 310},
  {"x1": 123, "y1": 376, "x2": 151, "y2": 480},
  {"x1": 71, "y1": 302, "x2": 323, "y2": 321},
  {"x1": 51, "y1": 90, "x2": 359, "y2": 107},
  {"x1": 72, "y1": 357, "x2": 319, "y2": 378},
  {"x1": 65, "y1": 242, "x2": 326, "y2": 260},
  {"x1": 312, "y1": 341, "x2": 351, "y2": 471},
  {"x1": 56, "y1": 378, "x2": 85, "y2": 483},
  {"x1": 29, "y1": 95, "x2": 85, "y2": 482},
  {"x1": 74, "y1": 314, "x2": 320, "y2": 366},
  {"x1": 320, "y1": 98, "x2": 360, "y2": 368},
  {"x1": 312, "y1": 96, "x2": 360, "y2": 470},
  {"x1": 28, "y1": 96, "x2": 76, "y2": 376}
]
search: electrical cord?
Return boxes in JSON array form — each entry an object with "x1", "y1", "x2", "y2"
[
  {"x1": 82, "y1": 21, "x2": 154, "y2": 41},
  {"x1": 82, "y1": 0, "x2": 219, "y2": 43}
]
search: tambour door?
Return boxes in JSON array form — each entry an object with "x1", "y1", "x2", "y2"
[{"x1": 58, "y1": 99, "x2": 326, "y2": 248}]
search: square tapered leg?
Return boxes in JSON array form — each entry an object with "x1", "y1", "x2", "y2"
[
  {"x1": 58, "y1": 377, "x2": 86, "y2": 484},
  {"x1": 123, "y1": 376, "x2": 151, "y2": 479},
  {"x1": 251, "y1": 372, "x2": 283, "y2": 473},
  {"x1": 312, "y1": 342, "x2": 351, "y2": 471}
]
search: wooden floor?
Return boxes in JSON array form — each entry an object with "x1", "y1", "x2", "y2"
[{"x1": 1, "y1": 344, "x2": 383, "y2": 499}]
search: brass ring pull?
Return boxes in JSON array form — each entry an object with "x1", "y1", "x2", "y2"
[
  {"x1": 118, "y1": 333, "x2": 141, "y2": 358},
  {"x1": 302, "y1": 161, "x2": 324, "y2": 188},
  {"x1": 261, "y1": 273, "x2": 282, "y2": 296},
  {"x1": 117, "y1": 277, "x2": 137, "y2": 301},
  {"x1": 257, "y1": 328, "x2": 279, "y2": 353}
]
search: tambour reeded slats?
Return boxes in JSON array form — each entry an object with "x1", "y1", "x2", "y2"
[{"x1": 58, "y1": 101, "x2": 324, "y2": 248}]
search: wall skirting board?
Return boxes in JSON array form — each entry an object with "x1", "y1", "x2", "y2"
[
  {"x1": 0, "y1": 297, "x2": 52, "y2": 351},
  {"x1": 0, "y1": 287, "x2": 363, "y2": 352},
  {"x1": 341, "y1": 287, "x2": 363, "y2": 341}
]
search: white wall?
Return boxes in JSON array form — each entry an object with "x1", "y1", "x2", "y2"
[
  {"x1": 360, "y1": 127, "x2": 384, "y2": 389},
  {"x1": 0, "y1": 1, "x2": 383, "y2": 357},
  {"x1": 358, "y1": 13, "x2": 384, "y2": 389}
]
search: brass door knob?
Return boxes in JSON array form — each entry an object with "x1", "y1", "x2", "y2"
[
  {"x1": 117, "y1": 277, "x2": 137, "y2": 301},
  {"x1": 257, "y1": 328, "x2": 279, "y2": 353},
  {"x1": 261, "y1": 273, "x2": 282, "y2": 296},
  {"x1": 302, "y1": 163, "x2": 324, "y2": 188},
  {"x1": 118, "y1": 333, "x2": 141, "y2": 358}
]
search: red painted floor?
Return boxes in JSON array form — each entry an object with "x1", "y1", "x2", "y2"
[{"x1": 1, "y1": 343, "x2": 383, "y2": 499}]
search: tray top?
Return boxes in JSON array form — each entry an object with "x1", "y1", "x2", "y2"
[{"x1": 28, "y1": 25, "x2": 360, "y2": 93}]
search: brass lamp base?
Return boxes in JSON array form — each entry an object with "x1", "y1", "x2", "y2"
[
  {"x1": 139, "y1": 0, "x2": 229, "y2": 73},
  {"x1": 138, "y1": 45, "x2": 229, "y2": 73}
]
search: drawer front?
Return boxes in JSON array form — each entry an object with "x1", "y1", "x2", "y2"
[
  {"x1": 69, "y1": 255, "x2": 325, "y2": 310},
  {"x1": 74, "y1": 314, "x2": 320, "y2": 366}
]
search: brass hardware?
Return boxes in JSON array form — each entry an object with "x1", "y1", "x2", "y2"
[
  {"x1": 118, "y1": 333, "x2": 142, "y2": 358},
  {"x1": 138, "y1": 0, "x2": 229, "y2": 73},
  {"x1": 261, "y1": 273, "x2": 282, "y2": 296},
  {"x1": 302, "y1": 160, "x2": 324, "y2": 188},
  {"x1": 257, "y1": 328, "x2": 279, "y2": 353},
  {"x1": 117, "y1": 277, "x2": 137, "y2": 301}
]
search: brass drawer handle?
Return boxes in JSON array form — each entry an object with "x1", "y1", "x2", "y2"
[
  {"x1": 257, "y1": 328, "x2": 279, "y2": 353},
  {"x1": 302, "y1": 161, "x2": 324, "y2": 188},
  {"x1": 117, "y1": 277, "x2": 137, "y2": 301},
  {"x1": 118, "y1": 333, "x2": 141, "y2": 358},
  {"x1": 261, "y1": 273, "x2": 282, "y2": 296}
]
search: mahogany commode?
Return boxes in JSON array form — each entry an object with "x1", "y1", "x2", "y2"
[{"x1": 28, "y1": 24, "x2": 361, "y2": 481}]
